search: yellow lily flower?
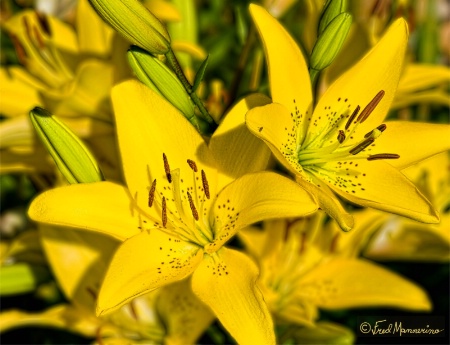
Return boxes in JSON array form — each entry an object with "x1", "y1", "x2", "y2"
[
  {"x1": 28, "y1": 80, "x2": 318, "y2": 344},
  {"x1": 0, "y1": 225, "x2": 214, "y2": 344},
  {"x1": 240, "y1": 215, "x2": 432, "y2": 329},
  {"x1": 362, "y1": 152, "x2": 450, "y2": 262},
  {"x1": 246, "y1": 5, "x2": 450, "y2": 231}
]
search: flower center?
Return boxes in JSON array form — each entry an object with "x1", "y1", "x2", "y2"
[
  {"x1": 144, "y1": 153, "x2": 213, "y2": 246},
  {"x1": 10, "y1": 12, "x2": 74, "y2": 90},
  {"x1": 296, "y1": 90, "x2": 400, "y2": 167}
]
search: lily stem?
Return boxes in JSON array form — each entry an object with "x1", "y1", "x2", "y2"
[{"x1": 165, "y1": 49, "x2": 215, "y2": 125}]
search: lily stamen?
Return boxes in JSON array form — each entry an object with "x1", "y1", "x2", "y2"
[
  {"x1": 364, "y1": 123, "x2": 387, "y2": 138},
  {"x1": 187, "y1": 159, "x2": 198, "y2": 172},
  {"x1": 201, "y1": 170, "x2": 210, "y2": 199},
  {"x1": 148, "y1": 179, "x2": 156, "y2": 207},
  {"x1": 187, "y1": 191, "x2": 199, "y2": 220},
  {"x1": 162, "y1": 153, "x2": 172, "y2": 182},
  {"x1": 345, "y1": 105, "x2": 360, "y2": 130},
  {"x1": 356, "y1": 90, "x2": 385, "y2": 123},
  {"x1": 337, "y1": 130, "x2": 346, "y2": 143},
  {"x1": 349, "y1": 138, "x2": 374, "y2": 155},
  {"x1": 161, "y1": 196, "x2": 167, "y2": 227},
  {"x1": 367, "y1": 153, "x2": 400, "y2": 160}
]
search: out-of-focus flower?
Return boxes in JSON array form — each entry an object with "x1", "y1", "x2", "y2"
[
  {"x1": 352, "y1": 152, "x2": 450, "y2": 262},
  {"x1": 28, "y1": 81, "x2": 318, "y2": 344},
  {"x1": 240, "y1": 215, "x2": 432, "y2": 330},
  {"x1": 246, "y1": 5, "x2": 450, "y2": 231},
  {"x1": 0, "y1": 1, "x2": 118, "y2": 178},
  {"x1": 0, "y1": 225, "x2": 214, "y2": 344}
]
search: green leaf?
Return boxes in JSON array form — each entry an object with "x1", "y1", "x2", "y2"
[{"x1": 192, "y1": 54, "x2": 210, "y2": 93}]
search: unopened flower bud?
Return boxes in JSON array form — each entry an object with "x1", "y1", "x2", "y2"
[
  {"x1": 318, "y1": 0, "x2": 348, "y2": 34},
  {"x1": 310, "y1": 12, "x2": 352, "y2": 71},
  {"x1": 127, "y1": 46, "x2": 196, "y2": 122},
  {"x1": 30, "y1": 107, "x2": 104, "y2": 184},
  {"x1": 88, "y1": 0, "x2": 171, "y2": 54}
]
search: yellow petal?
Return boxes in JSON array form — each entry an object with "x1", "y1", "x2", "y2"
[
  {"x1": 4, "y1": 10, "x2": 79, "y2": 54},
  {"x1": 246, "y1": 102, "x2": 302, "y2": 175},
  {"x1": 372, "y1": 121, "x2": 450, "y2": 169},
  {"x1": 295, "y1": 175, "x2": 354, "y2": 232},
  {"x1": 299, "y1": 258, "x2": 431, "y2": 311},
  {"x1": 207, "y1": 172, "x2": 317, "y2": 251},
  {"x1": 319, "y1": 160, "x2": 439, "y2": 223},
  {"x1": 28, "y1": 181, "x2": 139, "y2": 240},
  {"x1": 249, "y1": 4, "x2": 312, "y2": 129},
  {"x1": 156, "y1": 278, "x2": 214, "y2": 345},
  {"x1": 0, "y1": 68, "x2": 42, "y2": 116},
  {"x1": 144, "y1": 0, "x2": 181, "y2": 22},
  {"x1": 111, "y1": 80, "x2": 216, "y2": 215},
  {"x1": 191, "y1": 247, "x2": 276, "y2": 345},
  {"x1": 293, "y1": 321, "x2": 355, "y2": 344},
  {"x1": 313, "y1": 19, "x2": 408, "y2": 144},
  {"x1": 0, "y1": 304, "x2": 118, "y2": 338},
  {"x1": 364, "y1": 217, "x2": 450, "y2": 262},
  {"x1": 76, "y1": 0, "x2": 113, "y2": 56},
  {"x1": 0, "y1": 115, "x2": 34, "y2": 148},
  {"x1": 210, "y1": 93, "x2": 271, "y2": 189},
  {"x1": 0, "y1": 147, "x2": 53, "y2": 175},
  {"x1": 397, "y1": 63, "x2": 450, "y2": 94},
  {"x1": 40, "y1": 226, "x2": 119, "y2": 310},
  {"x1": 97, "y1": 231, "x2": 203, "y2": 316},
  {"x1": 48, "y1": 60, "x2": 113, "y2": 121}
]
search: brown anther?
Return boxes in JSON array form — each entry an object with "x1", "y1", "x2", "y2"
[
  {"x1": 10, "y1": 34, "x2": 27, "y2": 65},
  {"x1": 187, "y1": 159, "x2": 198, "y2": 172},
  {"x1": 201, "y1": 170, "x2": 210, "y2": 199},
  {"x1": 367, "y1": 153, "x2": 400, "y2": 161},
  {"x1": 364, "y1": 123, "x2": 387, "y2": 138},
  {"x1": 349, "y1": 138, "x2": 374, "y2": 155},
  {"x1": 163, "y1": 153, "x2": 172, "y2": 183},
  {"x1": 35, "y1": 11, "x2": 51, "y2": 36},
  {"x1": 357, "y1": 90, "x2": 385, "y2": 123},
  {"x1": 337, "y1": 130, "x2": 346, "y2": 143},
  {"x1": 162, "y1": 196, "x2": 167, "y2": 227},
  {"x1": 148, "y1": 179, "x2": 156, "y2": 207},
  {"x1": 187, "y1": 192, "x2": 199, "y2": 220},
  {"x1": 345, "y1": 105, "x2": 360, "y2": 130}
]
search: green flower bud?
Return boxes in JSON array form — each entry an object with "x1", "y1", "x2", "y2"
[
  {"x1": 127, "y1": 46, "x2": 196, "y2": 123},
  {"x1": 310, "y1": 12, "x2": 352, "y2": 71},
  {"x1": 88, "y1": 0, "x2": 171, "y2": 54},
  {"x1": 318, "y1": 0, "x2": 348, "y2": 35},
  {"x1": 29, "y1": 107, "x2": 104, "y2": 184}
]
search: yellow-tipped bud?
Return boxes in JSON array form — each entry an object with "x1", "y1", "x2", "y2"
[
  {"x1": 29, "y1": 107, "x2": 104, "y2": 184},
  {"x1": 88, "y1": 0, "x2": 171, "y2": 54},
  {"x1": 310, "y1": 12, "x2": 352, "y2": 71},
  {"x1": 127, "y1": 46, "x2": 196, "y2": 123}
]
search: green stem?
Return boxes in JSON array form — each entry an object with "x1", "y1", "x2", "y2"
[{"x1": 165, "y1": 49, "x2": 215, "y2": 125}]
